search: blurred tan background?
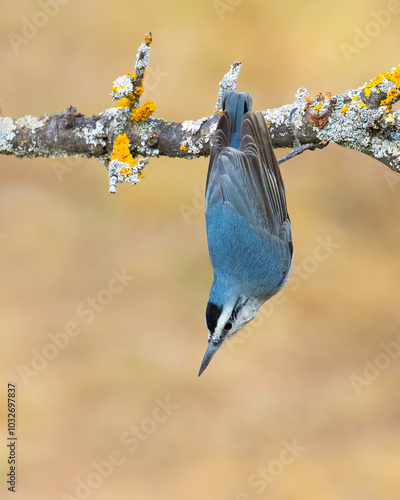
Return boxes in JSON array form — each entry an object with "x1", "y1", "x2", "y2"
[{"x1": 1, "y1": 1, "x2": 400, "y2": 499}]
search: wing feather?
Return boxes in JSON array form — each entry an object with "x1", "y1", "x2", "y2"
[{"x1": 205, "y1": 110, "x2": 290, "y2": 241}]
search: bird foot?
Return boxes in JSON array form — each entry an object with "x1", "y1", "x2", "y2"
[{"x1": 277, "y1": 107, "x2": 329, "y2": 165}]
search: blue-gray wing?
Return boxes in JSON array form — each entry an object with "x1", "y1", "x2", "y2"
[{"x1": 206, "y1": 110, "x2": 291, "y2": 244}]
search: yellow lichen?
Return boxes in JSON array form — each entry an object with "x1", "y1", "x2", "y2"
[
  {"x1": 180, "y1": 145, "x2": 188, "y2": 151},
  {"x1": 352, "y1": 95, "x2": 368, "y2": 108},
  {"x1": 115, "y1": 95, "x2": 136, "y2": 109},
  {"x1": 365, "y1": 66, "x2": 400, "y2": 92},
  {"x1": 144, "y1": 33, "x2": 152, "y2": 44},
  {"x1": 381, "y1": 87, "x2": 399, "y2": 107},
  {"x1": 363, "y1": 66, "x2": 400, "y2": 109},
  {"x1": 130, "y1": 101, "x2": 156, "y2": 122},
  {"x1": 340, "y1": 104, "x2": 349, "y2": 114},
  {"x1": 119, "y1": 166, "x2": 131, "y2": 178},
  {"x1": 134, "y1": 85, "x2": 144, "y2": 96},
  {"x1": 110, "y1": 134, "x2": 137, "y2": 168},
  {"x1": 313, "y1": 103, "x2": 322, "y2": 113}
]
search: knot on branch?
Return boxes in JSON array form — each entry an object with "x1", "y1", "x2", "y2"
[
  {"x1": 58, "y1": 106, "x2": 84, "y2": 131},
  {"x1": 303, "y1": 92, "x2": 336, "y2": 130}
]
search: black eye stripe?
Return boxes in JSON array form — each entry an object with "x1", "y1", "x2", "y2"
[
  {"x1": 206, "y1": 299, "x2": 247, "y2": 334},
  {"x1": 206, "y1": 302, "x2": 222, "y2": 333},
  {"x1": 231, "y1": 297, "x2": 247, "y2": 320}
]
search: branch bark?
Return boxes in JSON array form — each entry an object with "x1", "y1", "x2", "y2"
[{"x1": 1, "y1": 33, "x2": 399, "y2": 192}]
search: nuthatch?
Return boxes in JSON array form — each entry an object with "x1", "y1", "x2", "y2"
[{"x1": 199, "y1": 91, "x2": 293, "y2": 376}]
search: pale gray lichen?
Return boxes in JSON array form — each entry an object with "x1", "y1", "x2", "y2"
[
  {"x1": 313, "y1": 85, "x2": 400, "y2": 169},
  {"x1": 180, "y1": 140, "x2": 201, "y2": 158},
  {"x1": 263, "y1": 103, "x2": 293, "y2": 128},
  {"x1": 215, "y1": 62, "x2": 242, "y2": 112},
  {"x1": 209, "y1": 120, "x2": 218, "y2": 137},
  {"x1": 15, "y1": 115, "x2": 48, "y2": 155},
  {"x1": 295, "y1": 87, "x2": 310, "y2": 101},
  {"x1": 0, "y1": 117, "x2": 16, "y2": 152},
  {"x1": 138, "y1": 138, "x2": 159, "y2": 157},
  {"x1": 102, "y1": 106, "x2": 131, "y2": 140},
  {"x1": 108, "y1": 157, "x2": 148, "y2": 194},
  {"x1": 135, "y1": 38, "x2": 151, "y2": 76},
  {"x1": 79, "y1": 120, "x2": 107, "y2": 149},
  {"x1": 130, "y1": 119, "x2": 160, "y2": 157},
  {"x1": 181, "y1": 116, "x2": 210, "y2": 156},
  {"x1": 110, "y1": 75, "x2": 135, "y2": 100},
  {"x1": 294, "y1": 87, "x2": 310, "y2": 117},
  {"x1": 182, "y1": 116, "x2": 209, "y2": 135},
  {"x1": 17, "y1": 114, "x2": 48, "y2": 131}
]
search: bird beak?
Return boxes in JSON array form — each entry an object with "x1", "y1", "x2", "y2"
[{"x1": 198, "y1": 341, "x2": 221, "y2": 376}]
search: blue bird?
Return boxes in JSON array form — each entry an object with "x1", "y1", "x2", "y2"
[{"x1": 199, "y1": 91, "x2": 293, "y2": 376}]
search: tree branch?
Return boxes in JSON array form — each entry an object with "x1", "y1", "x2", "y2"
[{"x1": 1, "y1": 33, "x2": 399, "y2": 192}]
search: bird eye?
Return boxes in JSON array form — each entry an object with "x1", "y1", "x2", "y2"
[{"x1": 224, "y1": 321, "x2": 233, "y2": 331}]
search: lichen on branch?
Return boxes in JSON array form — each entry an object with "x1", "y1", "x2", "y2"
[{"x1": 0, "y1": 33, "x2": 399, "y2": 194}]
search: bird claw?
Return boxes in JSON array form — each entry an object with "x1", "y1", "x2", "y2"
[{"x1": 277, "y1": 107, "x2": 329, "y2": 165}]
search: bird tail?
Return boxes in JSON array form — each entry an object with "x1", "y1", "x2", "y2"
[{"x1": 222, "y1": 91, "x2": 252, "y2": 148}]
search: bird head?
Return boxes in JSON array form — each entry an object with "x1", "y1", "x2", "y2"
[{"x1": 198, "y1": 296, "x2": 261, "y2": 376}]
